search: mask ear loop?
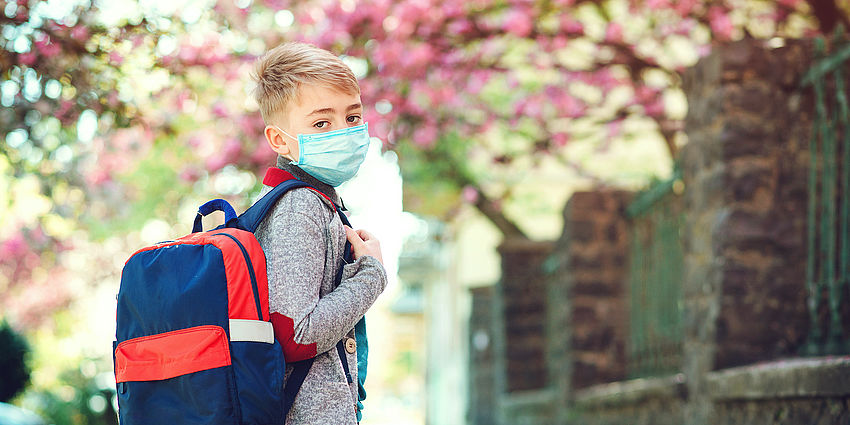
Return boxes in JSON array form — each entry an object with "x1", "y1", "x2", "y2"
[
  {"x1": 272, "y1": 126, "x2": 298, "y2": 142},
  {"x1": 270, "y1": 126, "x2": 301, "y2": 164}
]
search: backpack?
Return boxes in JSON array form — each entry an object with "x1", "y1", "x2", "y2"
[{"x1": 113, "y1": 170, "x2": 354, "y2": 424}]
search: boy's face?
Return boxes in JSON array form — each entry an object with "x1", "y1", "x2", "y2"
[{"x1": 264, "y1": 83, "x2": 363, "y2": 162}]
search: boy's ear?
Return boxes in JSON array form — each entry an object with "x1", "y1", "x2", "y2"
[{"x1": 264, "y1": 126, "x2": 291, "y2": 156}]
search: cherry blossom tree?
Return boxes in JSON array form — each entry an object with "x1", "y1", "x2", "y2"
[
  {"x1": 277, "y1": 0, "x2": 825, "y2": 238},
  {"x1": 0, "y1": 0, "x2": 842, "y2": 327}
]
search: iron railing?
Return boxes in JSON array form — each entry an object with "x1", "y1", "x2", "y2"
[
  {"x1": 801, "y1": 35, "x2": 850, "y2": 355},
  {"x1": 625, "y1": 171, "x2": 685, "y2": 377}
]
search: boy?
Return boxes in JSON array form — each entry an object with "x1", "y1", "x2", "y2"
[{"x1": 251, "y1": 42, "x2": 387, "y2": 424}]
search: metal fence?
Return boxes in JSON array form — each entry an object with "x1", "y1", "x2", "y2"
[
  {"x1": 625, "y1": 171, "x2": 685, "y2": 378},
  {"x1": 801, "y1": 35, "x2": 850, "y2": 355}
]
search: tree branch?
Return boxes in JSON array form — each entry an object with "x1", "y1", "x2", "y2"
[{"x1": 420, "y1": 147, "x2": 530, "y2": 240}]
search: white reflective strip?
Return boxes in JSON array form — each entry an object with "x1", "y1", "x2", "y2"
[{"x1": 229, "y1": 319, "x2": 274, "y2": 344}]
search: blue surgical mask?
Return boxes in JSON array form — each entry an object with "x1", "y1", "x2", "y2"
[{"x1": 275, "y1": 123, "x2": 370, "y2": 187}]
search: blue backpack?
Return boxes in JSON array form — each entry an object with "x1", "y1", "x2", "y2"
[{"x1": 114, "y1": 176, "x2": 356, "y2": 424}]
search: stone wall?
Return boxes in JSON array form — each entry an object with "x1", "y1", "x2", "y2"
[
  {"x1": 573, "y1": 374, "x2": 687, "y2": 425},
  {"x1": 714, "y1": 397, "x2": 850, "y2": 425},
  {"x1": 707, "y1": 357, "x2": 850, "y2": 425},
  {"x1": 573, "y1": 357, "x2": 850, "y2": 425}
]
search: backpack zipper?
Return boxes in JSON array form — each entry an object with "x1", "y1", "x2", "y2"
[{"x1": 212, "y1": 232, "x2": 263, "y2": 321}]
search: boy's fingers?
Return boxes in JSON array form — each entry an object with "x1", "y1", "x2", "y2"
[
  {"x1": 344, "y1": 226, "x2": 365, "y2": 244},
  {"x1": 356, "y1": 229, "x2": 374, "y2": 241}
]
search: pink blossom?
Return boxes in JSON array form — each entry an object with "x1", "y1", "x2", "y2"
[
  {"x1": 35, "y1": 39, "x2": 61, "y2": 58},
  {"x1": 412, "y1": 125, "x2": 437, "y2": 147},
  {"x1": 551, "y1": 36, "x2": 568, "y2": 50},
  {"x1": 466, "y1": 70, "x2": 491, "y2": 94},
  {"x1": 109, "y1": 51, "x2": 124, "y2": 65},
  {"x1": 107, "y1": 91, "x2": 119, "y2": 108},
  {"x1": 644, "y1": 98, "x2": 665, "y2": 117},
  {"x1": 70, "y1": 26, "x2": 89, "y2": 41},
  {"x1": 212, "y1": 102, "x2": 228, "y2": 118},
  {"x1": 646, "y1": 0, "x2": 670, "y2": 9},
  {"x1": 634, "y1": 85, "x2": 660, "y2": 103},
  {"x1": 674, "y1": 0, "x2": 699, "y2": 17},
  {"x1": 263, "y1": 0, "x2": 289, "y2": 8},
  {"x1": 552, "y1": 132, "x2": 569, "y2": 147},
  {"x1": 396, "y1": 2, "x2": 427, "y2": 29},
  {"x1": 249, "y1": 144, "x2": 275, "y2": 165},
  {"x1": 176, "y1": 91, "x2": 190, "y2": 110},
  {"x1": 523, "y1": 97, "x2": 543, "y2": 119},
  {"x1": 462, "y1": 186, "x2": 479, "y2": 203},
  {"x1": 404, "y1": 44, "x2": 434, "y2": 69},
  {"x1": 85, "y1": 168, "x2": 111, "y2": 186},
  {"x1": 188, "y1": 135, "x2": 203, "y2": 148},
  {"x1": 160, "y1": 54, "x2": 174, "y2": 67},
  {"x1": 223, "y1": 138, "x2": 243, "y2": 159},
  {"x1": 708, "y1": 7, "x2": 734, "y2": 40},
  {"x1": 441, "y1": 3, "x2": 464, "y2": 19},
  {"x1": 546, "y1": 86, "x2": 584, "y2": 118},
  {"x1": 238, "y1": 114, "x2": 264, "y2": 137},
  {"x1": 503, "y1": 9, "x2": 533, "y2": 37},
  {"x1": 606, "y1": 120, "x2": 624, "y2": 138},
  {"x1": 674, "y1": 19, "x2": 696, "y2": 36},
  {"x1": 513, "y1": 99, "x2": 528, "y2": 116},
  {"x1": 56, "y1": 100, "x2": 76, "y2": 125},
  {"x1": 0, "y1": 234, "x2": 26, "y2": 258},
  {"x1": 447, "y1": 19, "x2": 473, "y2": 35},
  {"x1": 179, "y1": 45, "x2": 199, "y2": 62},
  {"x1": 18, "y1": 51, "x2": 37, "y2": 66},
  {"x1": 372, "y1": 120, "x2": 391, "y2": 141},
  {"x1": 205, "y1": 155, "x2": 229, "y2": 173},
  {"x1": 179, "y1": 167, "x2": 202, "y2": 183},
  {"x1": 604, "y1": 22, "x2": 624, "y2": 43},
  {"x1": 560, "y1": 16, "x2": 584, "y2": 35},
  {"x1": 373, "y1": 41, "x2": 404, "y2": 69},
  {"x1": 297, "y1": 12, "x2": 315, "y2": 26}
]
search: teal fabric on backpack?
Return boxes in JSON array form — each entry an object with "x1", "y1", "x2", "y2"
[{"x1": 355, "y1": 317, "x2": 368, "y2": 421}]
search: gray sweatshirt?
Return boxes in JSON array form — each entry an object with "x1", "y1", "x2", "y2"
[{"x1": 254, "y1": 157, "x2": 387, "y2": 424}]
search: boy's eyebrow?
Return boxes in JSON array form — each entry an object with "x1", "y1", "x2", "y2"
[{"x1": 306, "y1": 103, "x2": 362, "y2": 117}]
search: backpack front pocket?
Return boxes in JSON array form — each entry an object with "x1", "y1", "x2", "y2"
[{"x1": 115, "y1": 325, "x2": 240, "y2": 424}]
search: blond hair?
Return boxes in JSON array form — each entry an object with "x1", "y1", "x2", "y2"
[{"x1": 251, "y1": 42, "x2": 360, "y2": 123}]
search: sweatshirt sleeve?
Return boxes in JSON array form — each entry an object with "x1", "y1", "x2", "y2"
[{"x1": 262, "y1": 190, "x2": 387, "y2": 361}]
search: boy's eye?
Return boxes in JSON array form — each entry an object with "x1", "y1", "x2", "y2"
[
  {"x1": 314, "y1": 121, "x2": 329, "y2": 129},
  {"x1": 347, "y1": 115, "x2": 361, "y2": 123}
]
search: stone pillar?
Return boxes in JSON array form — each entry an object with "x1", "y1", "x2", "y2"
[
  {"x1": 493, "y1": 239, "x2": 557, "y2": 424},
  {"x1": 546, "y1": 189, "x2": 632, "y2": 422},
  {"x1": 679, "y1": 39, "x2": 813, "y2": 424},
  {"x1": 568, "y1": 191, "x2": 632, "y2": 389},
  {"x1": 468, "y1": 286, "x2": 497, "y2": 425},
  {"x1": 498, "y1": 239, "x2": 555, "y2": 393}
]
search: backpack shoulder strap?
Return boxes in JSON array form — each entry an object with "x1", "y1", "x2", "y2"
[
  {"x1": 236, "y1": 178, "x2": 309, "y2": 233},
  {"x1": 244, "y1": 167, "x2": 355, "y2": 422}
]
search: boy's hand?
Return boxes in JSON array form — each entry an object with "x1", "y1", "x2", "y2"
[{"x1": 344, "y1": 226, "x2": 383, "y2": 265}]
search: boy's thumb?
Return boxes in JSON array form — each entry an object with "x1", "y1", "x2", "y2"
[{"x1": 344, "y1": 226, "x2": 363, "y2": 244}]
